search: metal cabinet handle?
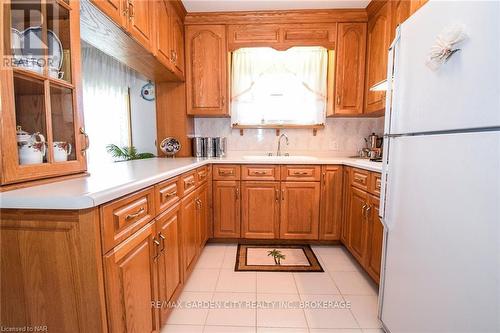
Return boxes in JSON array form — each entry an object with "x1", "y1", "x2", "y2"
[
  {"x1": 165, "y1": 191, "x2": 177, "y2": 198},
  {"x1": 125, "y1": 207, "x2": 145, "y2": 220},
  {"x1": 79, "y1": 127, "x2": 90, "y2": 154},
  {"x1": 293, "y1": 171, "x2": 309, "y2": 176},
  {"x1": 253, "y1": 171, "x2": 267, "y2": 175},
  {"x1": 275, "y1": 189, "x2": 279, "y2": 202},
  {"x1": 322, "y1": 172, "x2": 326, "y2": 185},
  {"x1": 220, "y1": 170, "x2": 234, "y2": 176},
  {"x1": 128, "y1": 0, "x2": 134, "y2": 20},
  {"x1": 365, "y1": 205, "x2": 372, "y2": 216},
  {"x1": 361, "y1": 204, "x2": 367, "y2": 217},
  {"x1": 354, "y1": 176, "x2": 365, "y2": 183},
  {"x1": 235, "y1": 187, "x2": 240, "y2": 200},
  {"x1": 281, "y1": 189, "x2": 285, "y2": 201},
  {"x1": 221, "y1": 96, "x2": 225, "y2": 106},
  {"x1": 185, "y1": 179, "x2": 195, "y2": 186},
  {"x1": 159, "y1": 233, "x2": 166, "y2": 252},
  {"x1": 337, "y1": 95, "x2": 341, "y2": 105}
]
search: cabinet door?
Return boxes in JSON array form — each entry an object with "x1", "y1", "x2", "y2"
[
  {"x1": 280, "y1": 182, "x2": 320, "y2": 240},
  {"x1": 392, "y1": 0, "x2": 411, "y2": 34},
  {"x1": 334, "y1": 22, "x2": 367, "y2": 115},
  {"x1": 346, "y1": 186, "x2": 369, "y2": 262},
  {"x1": 126, "y1": 0, "x2": 154, "y2": 51},
  {"x1": 197, "y1": 184, "x2": 209, "y2": 248},
  {"x1": 181, "y1": 190, "x2": 198, "y2": 275},
  {"x1": 104, "y1": 222, "x2": 158, "y2": 333},
  {"x1": 185, "y1": 25, "x2": 228, "y2": 116},
  {"x1": 365, "y1": 194, "x2": 383, "y2": 283},
  {"x1": 213, "y1": 181, "x2": 241, "y2": 238},
  {"x1": 156, "y1": 203, "x2": 182, "y2": 325},
  {"x1": 365, "y1": 2, "x2": 391, "y2": 114},
  {"x1": 241, "y1": 181, "x2": 280, "y2": 239},
  {"x1": 155, "y1": 0, "x2": 173, "y2": 68},
  {"x1": 91, "y1": 0, "x2": 124, "y2": 25},
  {"x1": 340, "y1": 167, "x2": 351, "y2": 244},
  {"x1": 319, "y1": 166, "x2": 343, "y2": 240},
  {"x1": 171, "y1": 10, "x2": 185, "y2": 76}
]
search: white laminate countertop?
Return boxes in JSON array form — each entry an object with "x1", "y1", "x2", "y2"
[{"x1": 0, "y1": 156, "x2": 382, "y2": 210}]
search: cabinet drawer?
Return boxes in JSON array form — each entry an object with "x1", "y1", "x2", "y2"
[
  {"x1": 213, "y1": 165, "x2": 241, "y2": 180},
  {"x1": 196, "y1": 166, "x2": 209, "y2": 184},
  {"x1": 242, "y1": 165, "x2": 280, "y2": 181},
  {"x1": 101, "y1": 187, "x2": 155, "y2": 253},
  {"x1": 155, "y1": 177, "x2": 180, "y2": 214},
  {"x1": 280, "y1": 165, "x2": 321, "y2": 181},
  {"x1": 351, "y1": 168, "x2": 370, "y2": 191},
  {"x1": 181, "y1": 171, "x2": 197, "y2": 196},
  {"x1": 369, "y1": 172, "x2": 381, "y2": 196}
]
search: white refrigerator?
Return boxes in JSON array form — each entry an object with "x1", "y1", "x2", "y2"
[{"x1": 378, "y1": 1, "x2": 500, "y2": 332}]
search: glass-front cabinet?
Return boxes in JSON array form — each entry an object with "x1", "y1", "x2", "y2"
[{"x1": 1, "y1": 0, "x2": 87, "y2": 185}]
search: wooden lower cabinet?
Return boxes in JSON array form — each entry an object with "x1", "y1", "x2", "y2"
[
  {"x1": 156, "y1": 203, "x2": 182, "y2": 326},
  {"x1": 197, "y1": 184, "x2": 210, "y2": 248},
  {"x1": 365, "y1": 194, "x2": 383, "y2": 282},
  {"x1": 346, "y1": 186, "x2": 370, "y2": 262},
  {"x1": 340, "y1": 167, "x2": 351, "y2": 244},
  {"x1": 213, "y1": 180, "x2": 241, "y2": 238},
  {"x1": 280, "y1": 182, "x2": 320, "y2": 240},
  {"x1": 319, "y1": 166, "x2": 343, "y2": 240},
  {"x1": 241, "y1": 181, "x2": 280, "y2": 239},
  {"x1": 104, "y1": 221, "x2": 159, "y2": 333},
  {"x1": 181, "y1": 190, "x2": 199, "y2": 275}
]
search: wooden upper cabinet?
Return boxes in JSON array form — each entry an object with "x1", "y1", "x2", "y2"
[
  {"x1": 91, "y1": 0, "x2": 124, "y2": 25},
  {"x1": 185, "y1": 25, "x2": 228, "y2": 116},
  {"x1": 227, "y1": 24, "x2": 281, "y2": 50},
  {"x1": 227, "y1": 23, "x2": 337, "y2": 50},
  {"x1": 281, "y1": 23, "x2": 337, "y2": 49},
  {"x1": 346, "y1": 186, "x2": 369, "y2": 262},
  {"x1": 104, "y1": 222, "x2": 159, "y2": 333},
  {"x1": 171, "y1": 11, "x2": 185, "y2": 75},
  {"x1": 410, "y1": 0, "x2": 429, "y2": 16},
  {"x1": 392, "y1": 0, "x2": 411, "y2": 34},
  {"x1": 365, "y1": 194, "x2": 383, "y2": 283},
  {"x1": 241, "y1": 181, "x2": 280, "y2": 239},
  {"x1": 280, "y1": 182, "x2": 320, "y2": 240},
  {"x1": 365, "y1": 1, "x2": 392, "y2": 115},
  {"x1": 156, "y1": 203, "x2": 182, "y2": 325},
  {"x1": 319, "y1": 166, "x2": 343, "y2": 240},
  {"x1": 155, "y1": 0, "x2": 174, "y2": 67},
  {"x1": 334, "y1": 22, "x2": 367, "y2": 116},
  {"x1": 213, "y1": 180, "x2": 241, "y2": 238},
  {"x1": 125, "y1": 0, "x2": 154, "y2": 51}
]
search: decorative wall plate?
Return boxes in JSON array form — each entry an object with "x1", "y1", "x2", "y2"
[
  {"x1": 160, "y1": 137, "x2": 181, "y2": 156},
  {"x1": 141, "y1": 81, "x2": 155, "y2": 101}
]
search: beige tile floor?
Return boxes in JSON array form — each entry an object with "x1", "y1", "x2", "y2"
[{"x1": 162, "y1": 244, "x2": 384, "y2": 333}]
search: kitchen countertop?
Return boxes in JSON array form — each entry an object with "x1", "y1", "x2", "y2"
[{"x1": 0, "y1": 156, "x2": 382, "y2": 210}]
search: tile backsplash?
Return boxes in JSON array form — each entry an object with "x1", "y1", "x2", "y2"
[{"x1": 194, "y1": 117, "x2": 384, "y2": 157}]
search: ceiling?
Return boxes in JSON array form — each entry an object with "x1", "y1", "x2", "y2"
[{"x1": 182, "y1": 0, "x2": 370, "y2": 13}]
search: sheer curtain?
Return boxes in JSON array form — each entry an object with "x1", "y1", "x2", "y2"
[
  {"x1": 81, "y1": 42, "x2": 136, "y2": 166},
  {"x1": 231, "y1": 47, "x2": 328, "y2": 126}
]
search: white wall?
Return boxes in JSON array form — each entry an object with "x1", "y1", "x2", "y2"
[
  {"x1": 194, "y1": 117, "x2": 384, "y2": 157},
  {"x1": 130, "y1": 78, "x2": 157, "y2": 155}
]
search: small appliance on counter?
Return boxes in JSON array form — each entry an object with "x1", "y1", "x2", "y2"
[
  {"x1": 360, "y1": 132, "x2": 383, "y2": 161},
  {"x1": 192, "y1": 137, "x2": 226, "y2": 158}
]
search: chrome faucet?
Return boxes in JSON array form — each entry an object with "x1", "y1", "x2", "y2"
[{"x1": 276, "y1": 133, "x2": 289, "y2": 156}]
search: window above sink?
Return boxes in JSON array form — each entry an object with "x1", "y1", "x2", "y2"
[{"x1": 230, "y1": 47, "x2": 328, "y2": 128}]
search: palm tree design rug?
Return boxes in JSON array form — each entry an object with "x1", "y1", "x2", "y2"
[{"x1": 235, "y1": 244, "x2": 323, "y2": 272}]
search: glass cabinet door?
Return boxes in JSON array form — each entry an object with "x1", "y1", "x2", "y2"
[{"x1": 1, "y1": 0, "x2": 86, "y2": 185}]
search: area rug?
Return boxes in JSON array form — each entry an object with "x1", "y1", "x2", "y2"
[{"x1": 235, "y1": 244, "x2": 323, "y2": 272}]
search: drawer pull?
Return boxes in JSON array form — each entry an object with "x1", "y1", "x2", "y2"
[
  {"x1": 159, "y1": 233, "x2": 166, "y2": 252},
  {"x1": 293, "y1": 171, "x2": 309, "y2": 176},
  {"x1": 199, "y1": 174, "x2": 206, "y2": 180},
  {"x1": 185, "y1": 179, "x2": 195, "y2": 186},
  {"x1": 354, "y1": 176, "x2": 365, "y2": 183},
  {"x1": 165, "y1": 191, "x2": 177, "y2": 198},
  {"x1": 376, "y1": 180, "x2": 381, "y2": 190},
  {"x1": 125, "y1": 207, "x2": 145, "y2": 220},
  {"x1": 253, "y1": 171, "x2": 268, "y2": 175},
  {"x1": 219, "y1": 170, "x2": 234, "y2": 176}
]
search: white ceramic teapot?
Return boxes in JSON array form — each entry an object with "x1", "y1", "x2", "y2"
[
  {"x1": 53, "y1": 141, "x2": 72, "y2": 162},
  {"x1": 17, "y1": 126, "x2": 46, "y2": 165}
]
